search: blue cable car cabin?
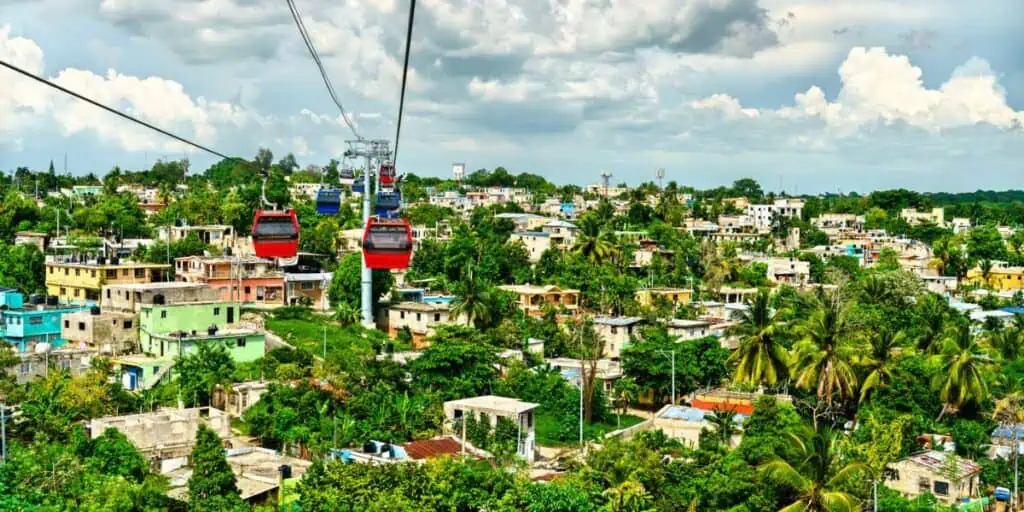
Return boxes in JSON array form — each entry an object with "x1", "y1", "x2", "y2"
[
  {"x1": 316, "y1": 187, "x2": 342, "y2": 215},
  {"x1": 351, "y1": 179, "x2": 365, "y2": 193}
]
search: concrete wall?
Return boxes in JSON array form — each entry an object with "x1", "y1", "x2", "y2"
[
  {"x1": 140, "y1": 302, "x2": 240, "y2": 335},
  {"x1": 886, "y1": 460, "x2": 979, "y2": 505},
  {"x1": 102, "y1": 284, "x2": 218, "y2": 312},
  {"x1": 9, "y1": 348, "x2": 96, "y2": 384},
  {"x1": 62, "y1": 310, "x2": 138, "y2": 354},
  {"x1": 89, "y1": 407, "x2": 231, "y2": 456}
]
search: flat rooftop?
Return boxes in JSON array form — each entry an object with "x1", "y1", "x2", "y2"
[
  {"x1": 446, "y1": 395, "x2": 539, "y2": 415},
  {"x1": 104, "y1": 282, "x2": 211, "y2": 291}
]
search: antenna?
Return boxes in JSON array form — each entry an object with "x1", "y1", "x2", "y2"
[{"x1": 656, "y1": 168, "x2": 665, "y2": 190}]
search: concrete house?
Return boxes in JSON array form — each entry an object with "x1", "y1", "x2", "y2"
[
  {"x1": 102, "y1": 282, "x2": 219, "y2": 313},
  {"x1": 499, "y1": 284, "x2": 580, "y2": 318},
  {"x1": 444, "y1": 396, "x2": 539, "y2": 463},
  {"x1": 509, "y1": 232, "x2": 552, "y2": 262},
  {"x1": 386, "y1": 301, "x2": 468, "y2": 349},
  {"x1": 61, "y1": 307, "x2": 138, "y2": 355},
  {"x1": 667, "y1": 319, "x2": 713, "y2": 341},
  {"x1": 635, "y1": 288, "x2": 693, "y2": 309},
  {"x1": 593, "y1": 316, "x2": 643, "y2": 359},
  {"x1": 886, "y1": 451, "x2": 981, "y2": 505},
  {"x1": 0, "y1": 290, "x2": 88, "y2": 352},
  {"x1": 139, "y1": 302, "x2": 263, "y2": 363},
  {"x1": 88, "y1": 407, "x2": 232, "y2": 462},
  {"x1": 45, "y1": 257, "x2": 170, "y2": 303},
  {"x1": 175, "y1": 256, "x2": 285, "y2": 307}
]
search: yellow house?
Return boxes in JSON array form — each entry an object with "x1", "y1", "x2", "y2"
[
  {"x1": 965, "y1": 264, "x2": 1024, "y2": 292},
  {"x1": 46, "y1": 259, "x2": 171, "y2": 303},
  {"x1": 635, "y1": 288, "x2": 693, "y2": 309},
  {"x1": 498, "y1": 284, "x2": 580, "y2": 318}
]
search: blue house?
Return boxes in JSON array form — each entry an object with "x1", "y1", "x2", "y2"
[{"x1": 0, "y1": 290, "x2": 88, "y2": 352}]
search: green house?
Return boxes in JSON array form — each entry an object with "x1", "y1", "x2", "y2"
[{"x1": 139, "y1": 301, "x2": 263, "y2": 363}]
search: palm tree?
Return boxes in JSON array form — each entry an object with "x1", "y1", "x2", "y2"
[
  {"x1": 760, "y1": 426, "x2": 866, "y2": 512},
  {"x1": 916, "y1": 294, "x2": 949, "y2": 353},
  {"x1": 611, "y1": 377, "x2": 639, "y2": 427},
  {"x1": 934, "y1": 322, "x2": 991, "y2": 421},
  {"x1": 792, "y1": 292, "x2": 858, "y2": 415},
  {"x1": 855, "y1": 328, "x2": 905, "y2": 403},
  {"x1": 332, "y1": 302, "x2": 360, "y2": 326},
  {"x1": 706, "y1": 405, "x2": 740, "y2": 448},
  {"x1": 987, "y1": 327, "x2": 1023, "y2": 362},
  {"x1": 728, "y1": 290, "x2": 790, "y2": 388},
  {"x1": 980, "y1": 259, "x2": 994, "y2": 288},
  {"x1": 450, "y1": 265, "x2": 493, "y2": 328},
  {"x1": 571, "y1": 215, "x2": 617, "y2": 263}
]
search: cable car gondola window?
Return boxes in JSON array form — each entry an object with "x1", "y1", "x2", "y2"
[
  {"x1": 366, "y1": 225, "x2": 411, "y2": 252},
  {"x1": 254, "y1": 216, "x2": 298, "y2": 238}
]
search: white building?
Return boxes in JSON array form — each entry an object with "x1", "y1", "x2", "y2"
[
  {"x1": 899, "y1": 208, "x2": 945, "y2": 226},
  {"x1": 667, "y1": 319, "x2": 713, "y2": 340},
  {"x1": 386, "y1": 301, "x2": 467, "y2": 349},
  {"x1": 593, "y1": 316, "x2": 643, "y2": 359},
  {"x1": 541, "y1": 220, "x2": 577, "y2": 250},
  {"x1": 754, "y1": 257, "x2": 811, "y2": 286},
  {"x1": 443, "y1": 396, "x2": 539, "y2": 463},
  {"x1": 452, "y1": 162, "x2": 465, "y2": 182},
  {"x1": 288, "y1": 182, "x2": 322, "y2": 201},
  {"x1": 746, "y1": 198, "x2": 805, "y2": 231},
  {"x1": 510, "y1": 232, "x2": 552, "y2": 262}
]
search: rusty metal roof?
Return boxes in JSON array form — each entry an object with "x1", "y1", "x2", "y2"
[{"x1": 400, "y1": 438, "x2": 465, "y2": 460}]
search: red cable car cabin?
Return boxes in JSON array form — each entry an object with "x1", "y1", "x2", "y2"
[
  {"x1": 379, "y1": 163, "x2": 396, "y2": 187},
  {"x1": 362, "y1": 217, "x2": 412, "y2": 270},
  {"x1": 251, "y1": 209, "x2": 300, "y2": 259}
]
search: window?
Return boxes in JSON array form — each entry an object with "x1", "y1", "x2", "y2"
[
  {"x1": 611, "y1": 327, "x2": 618, "y2": 334},
  {"x1": 244, "y1": 286, "x2": 251, "y2": 294},
  {"x1": 64, "y1": 320, "x2": 69, "y2": 328},
  {"x1": 237, "y1": 337, "x2": 246, "y2": 347},
  {"x1": 917, "y1": 477, "x2": 930, "y2": 494},
  {"x1": 434, "y1": 313, "x2": 441, "y2": 322},
  {"x1": 20, "y1": 362, "x2": 31, "y2": 374},
  {"x1": 933, "y1": 481, "x2": 950, "y2": 496},
  {"x1": 75, "y1": 268, "x2": 80, "y2": 276},
  {"x1": 105, "y1": 270, "x2": 117, "y2": 278},
  {"x1": 78, "y1": 322, "x2": 85, "y2": 331},
  {"x1": 121, "y1": 269, "x2": 129, "y2": 277},
  {"x1": 214, "y1": 307, "x2": 221, "y2": 316},
  {"x1": 29, "y1": 317, "x2": 43, "y2": 325},
  {"x1": 74, "y1": 289, "x2": 80, "y2": 297},
  {"x1": 106, "y1": 289, "x2": 111, "y2": 299},
  {"x1": 400, "y1": 311, "x2": 405, "y2": 320},
  {"x1": 161, "y1": 311, "x2": 167, "y2": 319},
  {"x1": 134, "y1": 269, "x2": 145, "y2": 278},
  {"x1": 416, "y1": 313, "x2": 421, "y2": 322},
  {"x1": 453, "y1": 409, "x2": 463, "y2": 419},
  {"x1": 60, "y1": 287, "x2": 66, "y2": 296},
  {"x1": 64, "y1": 268, "x2": 68, "y2": 275},
  {"x1": 60, "y1": 359, "x2": 70, "y2": 370},
  {"x1": 90, "y1": 270, "x2": 96, "y2": 278},
  {"x1": 301, "y1": 282, "x2": 314, "y2": 290},
  {"x1": 124, "y1": 320, "x2": 132, "y2": 329}
]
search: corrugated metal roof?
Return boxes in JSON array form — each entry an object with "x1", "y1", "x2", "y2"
[
  {"x1": 905, "y1": 450, "x2": 982, "y2": 475},
  {"x1": 401, "y1": 438, "x2": 465, "y2": 460},
  {"x1": 658, "y1": 405, "x2": 747, "y2": 424}
]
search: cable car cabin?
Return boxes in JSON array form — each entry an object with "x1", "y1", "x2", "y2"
[
  {"x1": 351, "y1": 180, "x2": 365, "y2": 193},
  {"x1": 376, "y1": 191, "x2": 401, "y2": 211},
  {"x1": 379, "y1": 163, "x2": 396, "y2": 187},
  {"x1": 339, "y1": 168, "x2": 354, "y2": 180},
  {"x1": 362, "y1": 217, "x2": 413, "y2": 270},
  {"x1": 251, "y1": 209, "x2": 299, "y2": 258},
  {"x1": 316, "y1": 187, "x2": 341, "y2": 215}
]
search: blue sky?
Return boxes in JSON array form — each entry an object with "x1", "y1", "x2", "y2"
[{"x1": 1, "y1": 0, "x2": 1022, "y2": 193}]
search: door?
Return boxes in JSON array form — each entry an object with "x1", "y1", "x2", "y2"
[{"x1": 227, "y1": 306, "x2": 234, "y2": 324}]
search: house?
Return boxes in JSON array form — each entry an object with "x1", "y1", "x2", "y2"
[
  {"x1": 965, "y1": 263, "x2": 1024, "y2": 292},
  {"x1": 284, "y1": 272, "x2": 332, "y2": 310},
  {"x1": 61, "y1": 307, "x2": 138, "y2": 355},
  {"x1": 114, "y1": 354, "x2": 175, "y2": 391},
  {"x1": 67, "y1": 185, "x2": 103, "y2": 198},
  {"x1": 175, "y1": 256, "x2": 285, "y2": 307},
  {"x1": 746, "y1": 198, "x2": 804, "y2": 231},
  {"x1": 632, "y1": 240, "x2": 674, "y2": 268},
  {"x1": 102, "y1": 282, "x2": 218, "y2": 312},
  {"x1": 499, "y1": 284, "x2": 580, "y2": 318},
  {"x1": 542, "y1": 220, "x2": 577, "y2": 249},
  {"x1": 165, "y1": 447, "x2": 310, "y2": 507},
  {"x1": 593, "y1": 316, "x2": 643, "y2": 359},
  {"x1": 717, "y1": 215, "x2": 757, "y2": 233},
  {"x1": 288, "y1": 182, "x2": 323, "y2": 201},
  {"x1": 9, "y1": 346, "x2": 96, "y2": 384},
  {"x1": 885, "y1": 450, "x2": 981, "y2": 505},
  {"x1": 667, "y1": 319, "x2": 713, "y2": 340},
  {"x1": 45, "y1": 257, "x2": 171, "y2": 303},
  {"x1": 336, "y1": 437, "x2": 486, "y2": 465},
  {"x1": 139, "y1": 302, "x2": 263, "y2": 363},
  {"x1": 951, "y1": 218, "x2": 972, "y2": 234},
  {"x1": 635, "y1": 288, "x2": 693, "y2": 309},
  {"x1": 0, "y1": 291, "x2": 88, "y2": 352},
  {"x1": 722, "y1": 197, "x2": 750, "y2": 211},
  {"x1": 494, "y1": 213, "x2": 549, "y2": 232},
  {"x1": 158, "y1": 224, "x2": 235, "y2": 249},
  {"x1": 13, "y1": 231, "x2": 47, "y2": 251},
  {"x1": 585, "y1": 182, "x2": 628, "y2": 198},
  {"x1": 510, "y1": 232, "x2": 552, "y2": 262},
  {"x1": 717, "y1": 287, "x2": 758, "y2": 304},
  {"x1": 642, "y1": 404, "x2": 747, "y2": 448},
  {"x1": 213, "y1": 381, "x2": 270, "y2": 417},
  {"x1": 899, "y1": 207, "x2": 945, "y2": 226},
  {"x1": 88, "y1": 407, "x2": 233, "y2": 461},
  {"x1": 545, "y1": 358, "x2": 623, "y2": 394},
  {"x1": 444, "y1": 395, "x2": 539, "y2": 462},
  {"x1": 755, "y1": 257, "x2": 811, "y2": 286},
  {"x1": 386, "y1": 301, "x2": 467, "y2": 349},
  {"x1": 811, "y1": 214, "x2": 864, "y2": 231}
]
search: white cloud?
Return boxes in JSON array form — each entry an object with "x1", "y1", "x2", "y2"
[
  {"x1": 695, "y1": 47, "x2": 1024, "y2": 133},
  {"x1": 691, "y1": 93, "x2": 760, "y2": 118}
]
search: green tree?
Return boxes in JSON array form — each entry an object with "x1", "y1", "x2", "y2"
[
  {"x1": 175, "y1": 342, "x2": 236, "y2": 407},
  {"x1": 855, "y1": 328, "x2": 905, "y2": 403},
  {"x1": 329, "y1": 252, "x2": 394, "y2": 311},
  {"x1": 728, "y1": 290, "x2": 790, "y2": 388},
  {"x1": 572, "y1": 215, "x2": 618, "y2": 264},
  {"x1": 934, "y1": 323, "x2": 991, "y2": 420},
  {"x1": 760, "y1": 426, "x2": 866, "y2": 512},
  {"x1": 450, "y1": 264, "x2": 494, "y2": 328},
  {"x1": 967, "y1": 224, "x2": 1008, "y2": 262},
  {"x1": 792, "y1": 291, "x2": 858, "y2": 417},
  {"x1": 187, "y1": 425, "x2": 245, "y2": 510}
]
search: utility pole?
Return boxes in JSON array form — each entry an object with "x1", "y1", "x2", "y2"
[
  {"x1": 343, "y1": 139, "x2": 391, "y2": 328},
  {"x1": 657, "y1": 349, "x2": 677, "y2": 405},
  {"x1": 322, "y1": 326, "x2": 327, "y2": 359},
  {"x1": 1, "y1": 402, "x2": 6, "y2": 465}
]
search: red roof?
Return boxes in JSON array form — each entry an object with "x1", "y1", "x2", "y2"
[
  {"x1": 690, "y1": 399, "x2": 755, "y2": 415},
  {"x1": 401, "y1": 438, "x2": 466, "y2": 460}
]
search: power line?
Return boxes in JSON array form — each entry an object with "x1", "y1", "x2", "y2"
[
  {"x1": 0, "y1": 58, "x2": 233, "y2": 160},
  {"x1": 285, "y1": 0, "x2": 364, "y2": 140},
  {"x1": 392, "y1": 0, "x2": 417, "y2": 164}
]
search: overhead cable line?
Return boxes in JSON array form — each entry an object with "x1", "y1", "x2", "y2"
[
  {"x1": 285, "y1": 0, "x2": 364, "y2": 140},
  {"x1": 392, "y1": 0, "x2": 417, "y2": 163},
  {"x1": 0, "y1": 58, "x2": 233, "y2": 160}
]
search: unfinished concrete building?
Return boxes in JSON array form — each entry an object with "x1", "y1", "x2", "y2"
[
  {"x1": 102, "y1": 282, "x2": 218, "y2": 313},
  {"x1": 88, "y1": 407, "x2": 232, "y2": 461},
  {"x1": 61, "y1": 308, "x2": 138, "y2": 354}
]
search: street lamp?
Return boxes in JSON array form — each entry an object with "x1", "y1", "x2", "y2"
[{"x1": 656, "y1": 349, "x2": 677, "y2": 406}]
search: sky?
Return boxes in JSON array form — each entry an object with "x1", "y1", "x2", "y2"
[{"x1": 1, "y1": 0, "x2": 1022, "y2": 193}]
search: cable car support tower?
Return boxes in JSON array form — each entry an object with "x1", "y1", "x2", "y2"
[{"x1": 344, "y1": 138, "x2": 392, "y2": 327}]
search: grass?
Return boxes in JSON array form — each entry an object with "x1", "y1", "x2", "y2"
[
  {"x1": 263, "y1": 309, "x2": 383, "y2": 362},
  {"x1": 534, "y1": 412, "x2": 646, "y2": 447}
]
